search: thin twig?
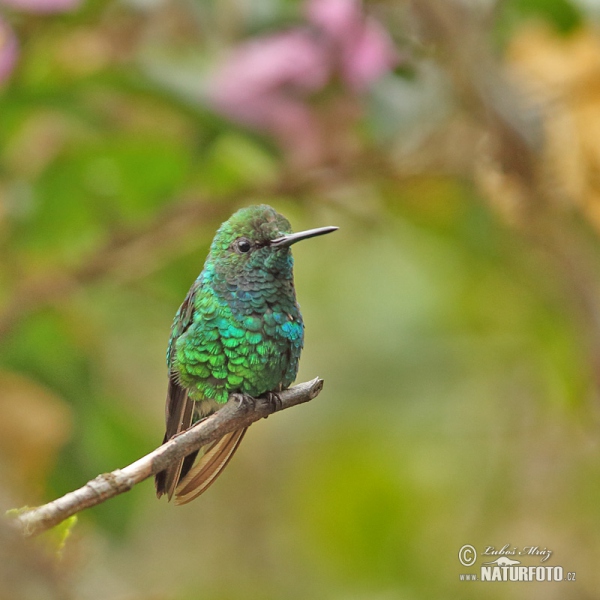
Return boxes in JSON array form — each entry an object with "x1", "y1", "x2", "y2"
[{"x1": 11, "y1": 377, "x2": 324, "y2": 537}]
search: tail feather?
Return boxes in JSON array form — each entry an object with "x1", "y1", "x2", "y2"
[
  {"x1": 174, "y1": 428, "x2": 248, "y2": 505},
  {"x1": 155, "y1": 376, "x2": 194, "y2": 500},
  {"x1": 164, "y1": 398, "x2": 195, "y2": 500}
]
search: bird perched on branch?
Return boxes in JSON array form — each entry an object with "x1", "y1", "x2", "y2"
[{"x1": 155, "y1": 205, "x2": 337, "y2": 504}]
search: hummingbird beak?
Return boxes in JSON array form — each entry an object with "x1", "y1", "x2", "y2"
[{"x1": 269, "y1": 226, "x2": 338, "y2": 248}]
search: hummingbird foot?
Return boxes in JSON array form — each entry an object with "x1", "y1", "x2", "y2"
[
  {"x1": 232, "y1": 392, "x2": 257, "y2": 411},
  {"x1": 264, "y1": 391, "x2": 283, "y2": 412}
]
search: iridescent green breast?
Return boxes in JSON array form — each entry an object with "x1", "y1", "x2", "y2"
[{"x1": 170, "y1": 265, "x2": 304, "y2": 404}]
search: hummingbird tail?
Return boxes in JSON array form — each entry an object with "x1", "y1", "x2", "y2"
[
  {"x1": 155, "y1": 376, "x2": 195, "y2": 500},
  {"x1": 174, "y1": 428, "x2": 248, "y2": 505}
]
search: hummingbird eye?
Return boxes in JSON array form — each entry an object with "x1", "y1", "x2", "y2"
[{"x1": 235, "y1": 237, "x2": 252, "y2": 253}]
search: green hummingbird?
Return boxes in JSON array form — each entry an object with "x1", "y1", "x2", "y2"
[{"x1": 155, "y1": 205, "x2": 337, "y2": 504}]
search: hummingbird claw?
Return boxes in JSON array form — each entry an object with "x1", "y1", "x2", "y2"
[
  {"x1": 232, "y1": 392, "x2": 256, "y2": 411},
  {"x1": 264, "y1": 391, "x2": 283, "y2": 412}
]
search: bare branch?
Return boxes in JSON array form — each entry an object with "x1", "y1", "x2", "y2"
[{"x1": 10, "y1": 377, "x2": 324, "y2": 538}]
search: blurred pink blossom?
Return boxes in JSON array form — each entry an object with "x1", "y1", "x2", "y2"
[
  {"x1": 306, "y1": 0, "x2": 396, "y2": 90},
  {"x1": 210, "y1": 30, "x2": 327, "y2": 167},
  {"x1": 210, "y1": 30, "x2": 328, "y2": 130},
  {"x1": 208, "y1": 0, "x2": 397, "y2": 167},
  {"x1": 0, "y1": 16, "x2": 17, "y2": 84},
  {"x1": 0, "y1": 0, "x2": 81, "y2": 14}
]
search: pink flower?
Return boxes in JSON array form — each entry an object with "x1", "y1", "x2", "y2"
[
  {"x1": 210, "y1": 30, "x2": 328, "y2": 129},
  {"x1": 0, "y1": 16, "x2": 17, "y2": 84},
  {"x1": 208, "y1": 0, "x2": 397, "y2": 167},
  {"x1": 306, "y1": 0, "x2": 397, "y2": 90}
]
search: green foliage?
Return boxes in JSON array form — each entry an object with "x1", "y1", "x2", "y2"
[
  {"x1": 5, "y1": 508, "x2": 77, "y2": 558},
  {"x1": 40, "y1": 515, "x2": 78, "y2": 558},
  {"x1": 497, "y1": 0, "x2": 583, "y2": 39}
]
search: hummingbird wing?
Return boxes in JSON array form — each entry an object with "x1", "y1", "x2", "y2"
[
  {"x1": 154, "y1": 374, "x2": 195, "y2": 500},
  {"x1": 155, "y1": 282, "x2": 199, "y2": 500},
  {"x1": 174, "y1": 427, "x2": 248, "y2": 505}
]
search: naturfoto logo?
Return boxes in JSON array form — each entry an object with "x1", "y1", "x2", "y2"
[{"x1": 458, "y1": 544, "x2": 576, "y2": 583}]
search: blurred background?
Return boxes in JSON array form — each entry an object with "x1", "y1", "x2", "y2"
[{"x1": 1, "y1": 0, "x2": 600, "y2": 597}]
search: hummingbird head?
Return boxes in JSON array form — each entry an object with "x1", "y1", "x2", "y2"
[{"x1": 206, "y1": 204, "x2": 337, "y2": 284}]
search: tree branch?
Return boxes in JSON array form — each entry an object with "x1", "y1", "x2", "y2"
[{"x1": 10, "y1": 377, "x2": 324, "y2": 538}]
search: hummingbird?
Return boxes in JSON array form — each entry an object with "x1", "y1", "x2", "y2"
[{"x1": 155, "y1": 205, "x2": 337, "y2": 504}]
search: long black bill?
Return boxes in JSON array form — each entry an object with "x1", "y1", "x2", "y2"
[{"x1": 270, "y1": 226, "x2": 338, "y2": 248}]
